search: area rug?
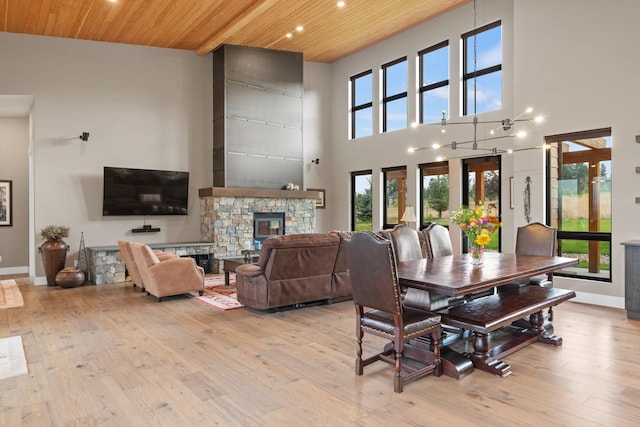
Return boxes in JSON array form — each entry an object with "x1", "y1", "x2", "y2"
[
  {"x1": 188, "y1": 275, "x2": 244, "y2": 311},
  {"x1": 0, "y1": 279, "x2": 24, "y2": 309},
  {"x1": 0, "y1": 336, "x2": 28, "y2": 380}
]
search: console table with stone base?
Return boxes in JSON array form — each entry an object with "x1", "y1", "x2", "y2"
[{"x1": 87, "y1": 242, "x2": 219, "y2": 285}]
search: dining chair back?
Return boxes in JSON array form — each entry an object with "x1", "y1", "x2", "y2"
[
  {"x1": 346, "y1": 231, "x2": 441, "y2": 393},
  {"x1": 422, "y1": 223, "x2": 454, "y2": 258},
  {"x1": 388, "y1": 224, "x2": 424, "y2": 262}
]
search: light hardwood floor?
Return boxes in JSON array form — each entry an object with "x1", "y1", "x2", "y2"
[{"x1": 2, "y1": 275, "x2": 640, "y2": 426}]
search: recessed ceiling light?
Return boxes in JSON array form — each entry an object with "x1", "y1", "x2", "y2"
[
  {"x1": 337, "y1": 1, "x2": 345, "y2": 7},
  {"x1": 286, "y1": 33, "x2": 292, "y2": 38},
  {"x1": 109, "y1": 0, "x2": 117, "y2": 3},
  {"x1": 296, "y1": 26, "x2": 304, "y2": 32}
]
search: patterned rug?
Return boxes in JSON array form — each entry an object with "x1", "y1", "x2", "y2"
[
  {"x1": 0, "y1": 279, "x2": 24, "y2": 309},
  {"x1": 188, "y1": 275, "x2": 244, "y2": 311},
  {"x1": 0, "y1": 336, "x2": 28, "y2": 380}
]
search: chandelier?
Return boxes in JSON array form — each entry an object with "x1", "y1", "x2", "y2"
[{"x1": 408, "y1": 0, "x2": 548, "y2": 160}]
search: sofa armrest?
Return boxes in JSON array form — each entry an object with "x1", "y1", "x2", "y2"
[{"x1": 235, "y1": 264, "x2": 263, "y2": 278}]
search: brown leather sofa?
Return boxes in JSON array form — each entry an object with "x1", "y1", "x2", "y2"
[{"x1": 235, "y1": 232, "x2": 354, "y2": 310}]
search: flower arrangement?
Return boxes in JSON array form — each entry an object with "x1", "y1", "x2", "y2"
[
  {"x1": 450, "y1": 203, "x2": 501, "y2": 264},
  {"x1": 40, "y1": 225, "x2": 70, "y2": 241}
]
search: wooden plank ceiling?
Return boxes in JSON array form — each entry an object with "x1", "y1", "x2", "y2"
[{"x1": 0, "y1": 0, "x2": 470, "y2": 63}]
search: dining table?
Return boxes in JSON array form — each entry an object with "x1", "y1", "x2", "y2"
[{"x1": 395, "y1": 252, "x2": 579, "y2": 379}]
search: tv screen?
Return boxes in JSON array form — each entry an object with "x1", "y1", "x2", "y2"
[{"x1": 102, "y1": 167, "x2": 189, "y2": 216}]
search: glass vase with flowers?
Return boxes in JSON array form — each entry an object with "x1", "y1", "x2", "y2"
[{"x1": 450, "y1": 203, "x2": 502, "y2": 266}]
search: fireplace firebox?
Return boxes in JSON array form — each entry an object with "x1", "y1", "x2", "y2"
[{"x1": 253, "y1": 212, "x2": 285, "y2": 242}]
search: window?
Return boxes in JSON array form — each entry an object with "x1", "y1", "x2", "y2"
[
  {"x1": 419, "y1": 161, "x2": 449, "y2": 228},
  {"x1": 419, "y1": 41, "x2": 449, "y2": 124},
  {"x1": 382, "y1": 57, "x2": 407, "y2": 132},
  {"x1": 546, "y1": 128, "x2": 612, "y2": 282},
  {"x1": 462, "y1": 21, "x2": 502, "y2": 116},
  {"x1": 351, "y1": 170, "x2": 373, "y2": 231},
  {"x1": 382, "y1": 166, "x2": 407, "y2": 228},
  {"x1": 462, "y1": 156, "x2": 501, "y2": 252},
  {"x1": 350, "y1": 70, "x2": 373, "y2": 139}
]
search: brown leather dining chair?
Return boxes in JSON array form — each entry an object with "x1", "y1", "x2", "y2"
[
  {"x1": 422, "y1": 223, "x2": 454, "y2": 258},
  {"x1": 514, "y1": 222, "x2": 558, "y2": 319},
  {"x1": 345, "y1": 231, "x2": 441, "y2": 393},
  {"x1": 388, "y1": 224, "x2": 424, "y2": 262}
]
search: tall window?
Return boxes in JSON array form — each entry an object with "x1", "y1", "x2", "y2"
[
  {"x1": 350, "y1": 70, "x2": 373, "y2": 139},
  {"x1": 462, "y1": 21, "x2": 502, "y2": 116},
  {"x1": 546, "y1": 128, "x2": 612, "y2": 282},
  {"x1": 419, "y1": 41, "x2": 449, "y2": 124},
  {"x1": 351, "y1": 170, "x2": 373, "y2": 231},
  {"x1": 462, "y1": 156, "x2": 501, "y2": 252},
  {"x1": 382, "y1": 57, "x2": 407, "y2": 132},
  {"x1": 419, "y1": 161, "x2": 449, "y2": 228},
  {"x1": 382, "y1": 166, "x2": 407, "y2": 228}
]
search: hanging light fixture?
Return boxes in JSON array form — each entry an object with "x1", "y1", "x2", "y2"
[{"x1": 408, "y1": 0, "x2": 547, "y2": 158}]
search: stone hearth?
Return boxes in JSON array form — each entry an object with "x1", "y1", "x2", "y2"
[{"x1": 199, "y1": 187, "x2": 318, "y2": 269}]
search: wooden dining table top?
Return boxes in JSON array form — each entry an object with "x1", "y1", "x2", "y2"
[{"x1": 396, "y1": 252, "x2": 579, "y2": 297}]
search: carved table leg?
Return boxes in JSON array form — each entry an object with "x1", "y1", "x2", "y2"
[
  {"x1": 529, "y1": 310, "x2": 563, "y2": 345},
  {"x1": 468, "y1": 332, "x2": 512, "y2": 377}
]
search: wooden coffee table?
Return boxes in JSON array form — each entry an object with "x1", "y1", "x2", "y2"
[{"x1": 222, "y1": 256, "x2": 259, "y2": 285}]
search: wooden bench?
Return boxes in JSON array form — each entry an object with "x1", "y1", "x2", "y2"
[{"x1": 436, "y1": 286, "x2": 576, "y2": 377}]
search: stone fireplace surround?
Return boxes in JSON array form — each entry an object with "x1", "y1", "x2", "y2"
[{"x1": 199, "y1": 187, "x2": 318, "y2": 270}]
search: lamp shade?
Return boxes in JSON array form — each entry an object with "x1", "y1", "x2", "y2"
[{"x1": 400, "y1": 206, "x2": 417, "y2": 222}]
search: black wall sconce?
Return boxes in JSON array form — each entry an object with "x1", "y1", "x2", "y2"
[
  {"x1": 79, "y1": 132, "x2": 90, "y2": 141},
  {"x1": 311, "y1": 158, "x2": 319, "y2": 165}
]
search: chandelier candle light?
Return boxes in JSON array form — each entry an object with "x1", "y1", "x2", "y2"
[{"x1": 450, "y1": 203, "x2": 501, "y2": 266}]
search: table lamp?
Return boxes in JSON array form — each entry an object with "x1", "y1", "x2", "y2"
[{"x1": 400, "y1": 206, "x2": 417, "y2": 229}]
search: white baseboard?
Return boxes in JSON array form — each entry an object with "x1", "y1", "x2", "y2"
[
  {"x1": 33, "y1": 276, "x2": 48, "y2": 286},
  {"x1": 0, "y1": 266, "x2": 28, "y2": 276},
  {"x1": 571, "y1": 290, "x2": 625, "y2": 309}
]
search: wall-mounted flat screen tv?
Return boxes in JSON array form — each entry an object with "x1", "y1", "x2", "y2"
[{"x1": 102, "y1": 167, "x2": 189, "y2": 216}]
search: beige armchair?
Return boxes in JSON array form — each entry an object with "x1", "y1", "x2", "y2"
[
  {"x1": 117, "y1": 240, "x2": 178, "y2": 291},
  {"x1": 129, "y1": 242, "x2": 204, "y2": 301}
]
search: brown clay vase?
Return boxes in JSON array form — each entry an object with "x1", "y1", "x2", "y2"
[
  {"x1": 40, "y1": 240, "x2": 69, "y2": 286},
  {"x1": 55, "y1": 268, "x2": 85, "y2": 288}
]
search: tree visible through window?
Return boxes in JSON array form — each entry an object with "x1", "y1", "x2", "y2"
[
  {"x1": 351, "y1": 170, "x2": 372, "y2": 231},
  {"x1": 420, "y1": 161, "x2": 449, "y2": 228}
]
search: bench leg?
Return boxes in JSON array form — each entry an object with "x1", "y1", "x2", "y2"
[
  {"x1": 224, "y1": 271, "x2": 230, "y2": 286},
  {"x1": 468, "y1": 332, "x2": 512, "y2": 377},
  {"x1": 530, "y1": 310, "x2": 563, "y2": 346}
]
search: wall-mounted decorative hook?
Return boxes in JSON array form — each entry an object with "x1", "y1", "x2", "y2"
[{"x1": 79, "y1": 132, "x2": 90, "y2": 141}]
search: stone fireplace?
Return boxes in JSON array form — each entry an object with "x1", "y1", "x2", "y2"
[{"x1": 199, "y1": 187, "x2": 319, "y2": 272}]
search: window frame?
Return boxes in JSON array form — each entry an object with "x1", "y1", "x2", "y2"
[
  {"x1": 545, "y1": 127, "x2": 612, "y2": 283},
  {"x1": 462, "y1": 155, "x2": 502, "y2": 252},
  {"x1": 419, "y1": 161, "x2": 450, "y2": 229},
  {"x1": 381, "y1": 56, "x2": 408, "y2": 133},
  {"x1": 350, "y1": 69, "x2": 373, "y2": 139},
  {"x1": 419, "y1": 40, "x2": 449, "y2": 125},
  {"x1": 462, "y1": 20, "x2": 502, "y2": 116},
  {"x1": 382, "y1": 166, "x2": 407, "y2": 229},
  {"x1": 351, "y1": 170, "x2": 373, "y2": 232}
]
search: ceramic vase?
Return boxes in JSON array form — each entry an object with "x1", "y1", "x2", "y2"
[{"x1": 40, "y1": 240, "x2": 69, "y2": 285}]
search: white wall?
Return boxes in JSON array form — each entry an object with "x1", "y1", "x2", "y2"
[
  {"x1": 512, "y1": 0, "x2": 640, "y2": 306},
  {"x1": 0, "y1": 32, "x2": 213, "y2": 281},
  {"x1": 0, "y1": 117, "x2": 29, "y2": 273},
  {"x1": 326, "y1": 0, "x2": 640, "y2": 307}
]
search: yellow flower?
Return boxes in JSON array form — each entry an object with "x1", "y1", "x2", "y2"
[{"x1": 475, "y1": 229, "x2": 491, "y2": 246}]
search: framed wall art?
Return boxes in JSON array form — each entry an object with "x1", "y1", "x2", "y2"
[
  {"x1": 308, "y1": 188, "x2": 325, "y2": 209},
  {"x1": 0, "y1": 180, "x2": 12, "y2": 226}
]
